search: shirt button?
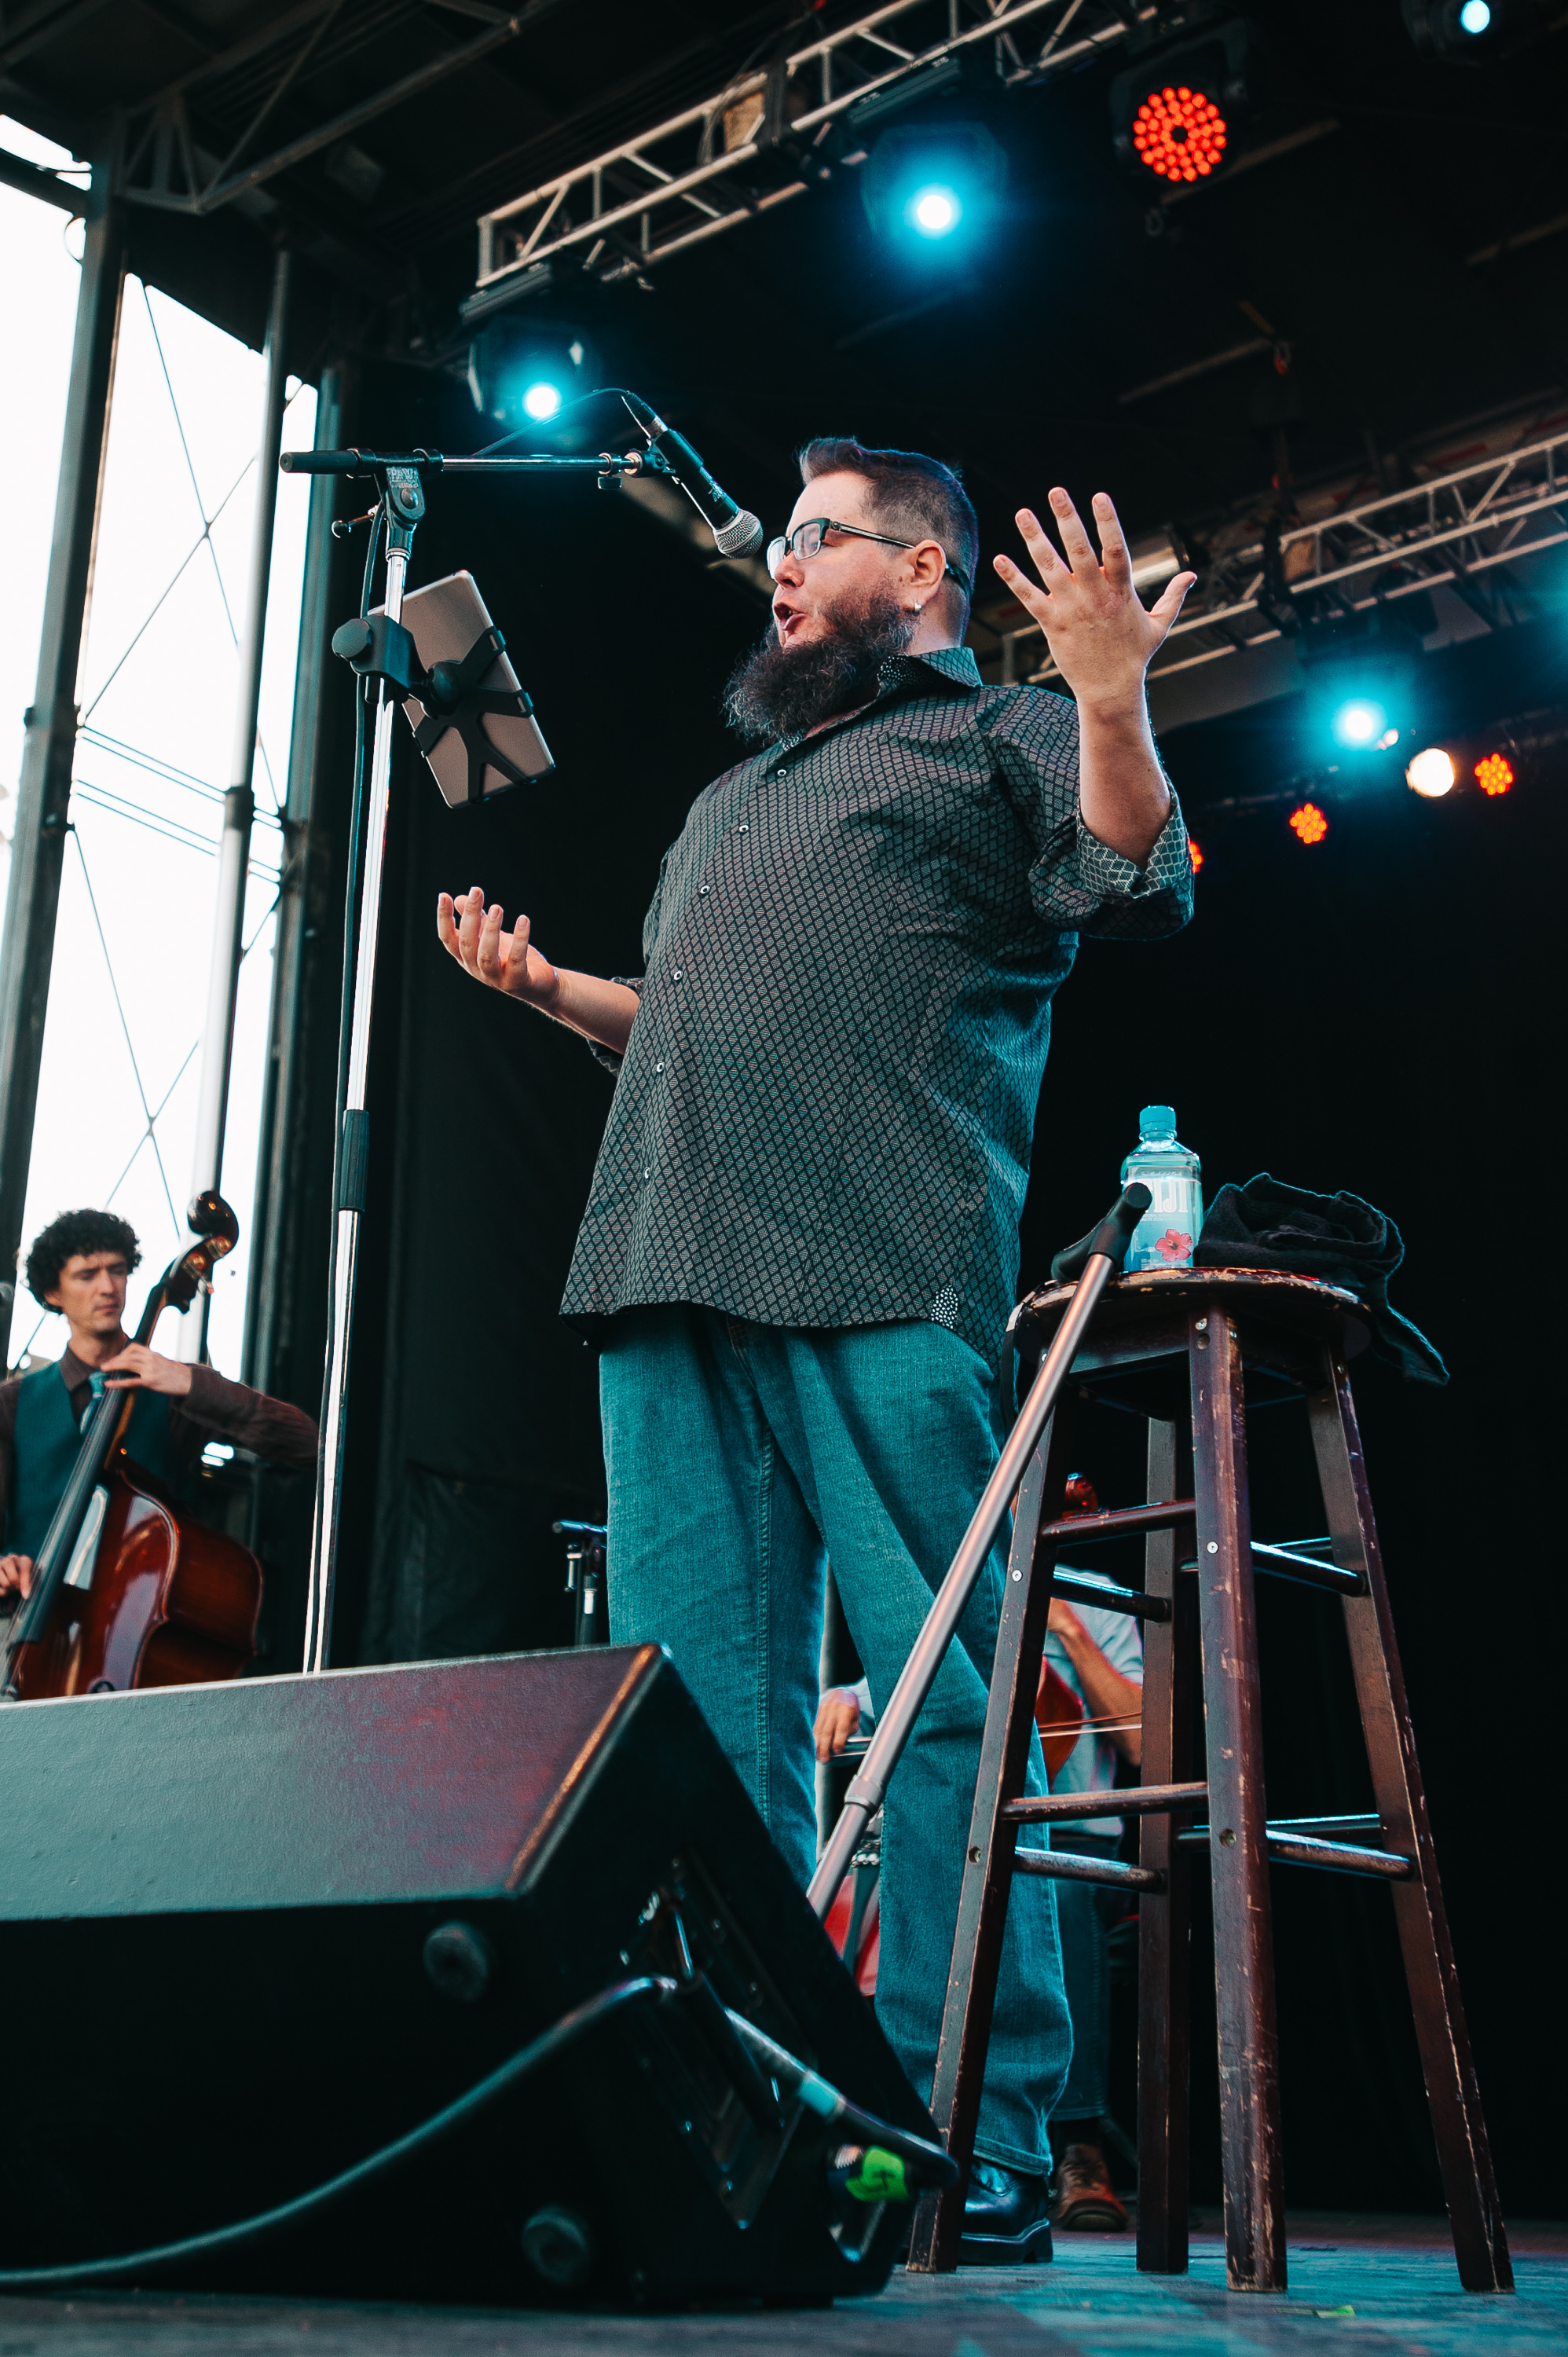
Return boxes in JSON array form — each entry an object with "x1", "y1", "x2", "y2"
[
  {"x1": 654, "y1": 1061, "x2": 665, "y2": 1073},
  {"x1": 643, "y1": 1167, "x2": 650, "y2": 1180},
  {"x1": 672, "y1": 967, "x2": 683, "y2": 981},
  {"x1": 738, "y1": 823, "x2": 748, "y2": 833}
]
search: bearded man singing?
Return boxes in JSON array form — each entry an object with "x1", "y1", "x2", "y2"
[{"x1": 438, "y1": 438, "x2": 1196, "y2": 2262}]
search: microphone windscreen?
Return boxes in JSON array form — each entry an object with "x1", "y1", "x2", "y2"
[{"x1": 714, "y1": 509, "x2": 764, "y2": 559}]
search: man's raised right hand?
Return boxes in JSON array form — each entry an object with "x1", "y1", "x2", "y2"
[{"x1": 437, "y1": 885, "x2": 562, "y2": 1008}]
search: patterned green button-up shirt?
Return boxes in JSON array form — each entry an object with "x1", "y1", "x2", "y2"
[{"x1": 562, "y1": 646, "x2": 1193, "y2": 1365}]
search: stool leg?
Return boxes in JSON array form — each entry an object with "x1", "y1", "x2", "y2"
[
  {"x1": 1190, "y1": 1309, "x2": 1287, "y2": 2293},
  {"x1": 1307, "y1": 1353, "x2": 1513, "y2": 2295},
  {"x1": 907, "y1": 1411, "x2": 1073, "y2": 2272},
  {"x1": 1137, "y1": 1412, "x2": 1196, "y2": 2274}
]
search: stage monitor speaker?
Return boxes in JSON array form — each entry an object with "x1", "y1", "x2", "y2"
[{"x1": 0, "y1": 1647, "x2": 932, "y2": 2306}]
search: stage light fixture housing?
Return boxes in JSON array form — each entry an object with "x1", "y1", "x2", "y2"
[
  {"x1": 1400, "y1": 0, "x2": 1552, "y2": 60},
  {"x1": 1109, "y1": 16, "x2": 1265, "y2": 188},
  {"x1": 1131, "y1": 83, "x2": 1228, "y2": 184},
  {"x1": 860, "y1": 122, "x2": 1006, "y2": 247},
  {"x1": 467, "y1": 321, "x2": 595, "y2": 431},
  {"x1": 1299, "y1": 607, "x2": 1422, "y2": 762},
  {"x1": 1406, "y1": 746, "x2": 1456, "y2": 796}
]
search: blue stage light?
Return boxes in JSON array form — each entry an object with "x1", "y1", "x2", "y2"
[
  {"x1": 522, "y1": 379, "x2": 564, "y2": 420},
  {"x1": 1459, "y1": 0, "x2": 1492, "y2": 27},
  {"x1": 907, "y1": 184, "x2": 962, "y2": 236},
  {"x1": 861, "y1": 123, "x2": 1006, "y2": 249},
  {"x1": 1332, "y1": 696, "x2": 1388, "y2": 749}
]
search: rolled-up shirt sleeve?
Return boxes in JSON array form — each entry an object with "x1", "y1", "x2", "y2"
[
  {"x1": 990, "y1": 685, "x2": 1195, "y2": 940},
  {"x1": 585, "y1": 974, "x2": 645, "y2": 1076}
]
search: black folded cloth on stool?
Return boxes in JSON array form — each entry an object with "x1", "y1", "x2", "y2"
[{"x1": 1195, "y1": 1172, "x2": 1448, "y2": 1385}]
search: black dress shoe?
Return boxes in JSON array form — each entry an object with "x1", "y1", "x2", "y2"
[{"x1": 959, "y1": 2160, "x2": 1055, "y2": 2265}]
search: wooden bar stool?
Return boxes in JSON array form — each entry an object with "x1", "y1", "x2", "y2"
[{"x1": 906, "y1": 1268, "x2": 1511, "y2": 2297}]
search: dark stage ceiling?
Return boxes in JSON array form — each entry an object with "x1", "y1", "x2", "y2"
[{"x1": 5, "y1": 0, "x2": 1567, "y2": 676}]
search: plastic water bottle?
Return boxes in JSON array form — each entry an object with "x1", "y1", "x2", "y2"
[{"x1": 1121, "y1": 1106, "x2": 1203, "y2": 1273}]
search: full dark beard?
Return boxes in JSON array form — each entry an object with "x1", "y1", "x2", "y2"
[{"x1": 722, "y1": 585, "x2": 915, "y2": 744}]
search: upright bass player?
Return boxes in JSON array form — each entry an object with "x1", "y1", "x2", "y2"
[{"x1": 0, "y1": 1206, "x2": 317, "y2": 1607}]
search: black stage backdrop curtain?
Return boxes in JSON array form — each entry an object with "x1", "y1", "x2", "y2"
[
  {"x1": 282, "y1": 365, "x2": 1561, "y2": 2217},
  {"x1": 317, "y1": 367, "x2": 761, "y2": 1668}
]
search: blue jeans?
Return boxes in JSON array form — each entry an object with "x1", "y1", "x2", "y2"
[{"x1": 599, "y1": 1304, "x2": 1072, "y2": 2173}]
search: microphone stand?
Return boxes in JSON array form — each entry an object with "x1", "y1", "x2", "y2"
[{"x1": 290, "y1": 442, "x2": 663, "y2": 1674}]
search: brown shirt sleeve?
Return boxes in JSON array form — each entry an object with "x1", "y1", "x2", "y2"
[{"x1": 175, "y1": 1365, "x2": 318, "y2": 1470}]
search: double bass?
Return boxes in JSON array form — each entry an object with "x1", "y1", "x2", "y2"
[{"x1": 2, "y1": 1192, "x2": 264, "y2": 1702}]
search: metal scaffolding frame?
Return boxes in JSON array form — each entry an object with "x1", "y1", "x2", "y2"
[
  {"x1": 185, "y1": 247, "x2": 293, "y2": 1360},
  {"x1": 243, "y1": 364, "x2": 345, "y2": 1395},
  {"x1": 1000, "y1": 424, "x2": 1568, "y2": 687},
  {"x1": 0, "y1": 164, "x2": 300, "y2": 1362},
  {"x1": 114, "y1": 0, "x2": 548, "y2": 221},
  {"x1": 0, "y1": 145, "x2": 125, "y2": 1327},
  {"x1": 471, "y1": 0, "x2": 1137, "y2": 302}
]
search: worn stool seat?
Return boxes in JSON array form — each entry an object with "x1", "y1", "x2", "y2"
[{"x1": 907, "y1": 1266, "x2": 1510, "y2": 2297}]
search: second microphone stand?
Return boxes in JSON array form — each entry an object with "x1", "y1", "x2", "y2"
[{"x1": 291, "y1": 441, "x2": 665, "y2": 1674}]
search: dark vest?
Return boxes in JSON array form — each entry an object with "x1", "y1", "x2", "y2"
[{"x1": 6, "y1": 1365, "x2": 185, "y2": 1562}]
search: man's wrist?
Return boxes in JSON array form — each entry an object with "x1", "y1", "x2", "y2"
[{"x1": 1074, "y1": 681, "x2": 1154, "y2": 731}]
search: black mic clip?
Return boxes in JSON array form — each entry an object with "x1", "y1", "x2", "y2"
[{"x1": 596, "y1": 445, "x2": 674, "y2": 494}]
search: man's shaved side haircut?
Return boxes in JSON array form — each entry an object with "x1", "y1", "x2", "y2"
[
  {"x1": 26, "y1": 1208, "x2": 141, "y2": 1309},
  {"x1": 797, "y1": 437, "x2": 980, "y2": 630}
]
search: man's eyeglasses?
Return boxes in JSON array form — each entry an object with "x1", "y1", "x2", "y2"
[{"x1": 765, "y1": 516, "x2": 972, "y2": 597}]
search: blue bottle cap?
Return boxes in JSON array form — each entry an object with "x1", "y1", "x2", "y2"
[{"x1": 1140, "y1": 1105, "x2": 1176, "y2": 1137}]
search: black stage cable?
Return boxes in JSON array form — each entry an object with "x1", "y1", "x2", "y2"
[{"x1": 0, "y1": 1975, "x2": 676, "y2": 2289}]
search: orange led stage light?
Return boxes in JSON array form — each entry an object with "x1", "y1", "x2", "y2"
[{"x1": 1131, "y1": 84, "x2": 1229, "y2": 183}]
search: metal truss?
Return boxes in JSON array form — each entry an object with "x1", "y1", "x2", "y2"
[
  {"x1": 473, "y1": 0, "x2": 1138, "y2": 302},
  {"x1": 1009, "y1": 424, "x2": 1568, "y2": 688},
  {"x1": 116, "y1": 0, "x2": 536, "y2": 218}
]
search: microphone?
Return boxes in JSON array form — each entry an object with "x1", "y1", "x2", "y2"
[{"x1": 621, "y1": 394, "x2": 764, "y2": 559}]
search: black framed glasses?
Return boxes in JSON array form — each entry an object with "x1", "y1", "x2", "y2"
[{"x1": 765, "y1": 516, "x2": 972, "y2": 596}]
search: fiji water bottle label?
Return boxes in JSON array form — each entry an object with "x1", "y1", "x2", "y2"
[{"x1": 1126, "y1": 1173, "x2": 1204, "y2": 1273}]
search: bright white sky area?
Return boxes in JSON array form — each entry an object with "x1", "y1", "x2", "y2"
[{"x1": 0, "y1": 116, "x2": 317, "y2": 1381}]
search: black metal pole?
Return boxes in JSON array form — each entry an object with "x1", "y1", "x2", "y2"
[
  {"x1": 0, "y1": 146, "x2": 125, "y2": 1347},
  {"x1": 187, "y1": 245, "x2": 293, "y2": 1365},
  {"x1": 243, "y1": 361, "x2": 346, "y2": 1394}
]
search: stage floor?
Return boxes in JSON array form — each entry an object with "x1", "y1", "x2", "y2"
[{"x1": 2, "y1": 2216, "x2": 1563, "y2": 2355}]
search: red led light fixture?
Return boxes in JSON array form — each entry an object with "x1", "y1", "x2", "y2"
[
  {"x1": 1189, "y1": 838, "x2": 1203, "y2": 873},
  {"x1": 1289, "y1": 802, "x2": 1328, "y2": 845},
  {"x1": 1133, "y1": 83, "x2": 1229, "y2": 182},
  {"x1": 1475, "y1": 753, "x2": 1513, "y2": 796}
]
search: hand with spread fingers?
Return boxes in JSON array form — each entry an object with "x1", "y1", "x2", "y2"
[
  {"x1": 994, "y1": 489, "x2": 1195, "y2": 717},
  {"x1": 437, "y1": 885, "x2": 562, "y2": 1008},
  {"x1": 435, "y1": 885, "x2": 641, "y2": 1054}
]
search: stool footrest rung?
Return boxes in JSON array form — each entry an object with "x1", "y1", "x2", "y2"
[
  {"x1": 1178, "y1": 1823, "x2": 1413, "y2": 1879},
  {"x1": 1012, "y1": 1847, "x2": 1167, "y2": 1892},
  {"x1": 1050, "y1": 1571, "x2": 1171, "y2": 1622},
  {"x1": 1005, "y1": 1780, "x2": 1207, "y2": 1824},
  {"x1": 1177, "y1": 1539, "x2": 1365, "y2": 1595},
  {"x1": 1037, "y1": 1498, "x2": 1196, "y2": 1546}
]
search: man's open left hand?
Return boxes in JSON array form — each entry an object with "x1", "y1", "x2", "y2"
[
  {"x1": 101, "y1": 1343, "x2": 192, "y2": 1397},
  {"x1": 993, "y1": 489, "x2": 1195, "y2": 717}
]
